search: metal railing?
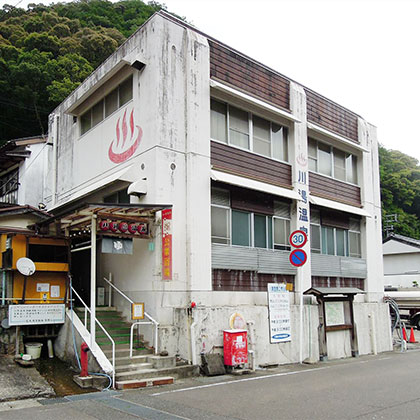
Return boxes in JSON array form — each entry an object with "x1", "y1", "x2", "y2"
[
  {"x1": 103, "y1": 275, "x2": 159, "y2": 356},
  {"x1": 70, "y1": 285, "x2": 115, "y2": 387}
]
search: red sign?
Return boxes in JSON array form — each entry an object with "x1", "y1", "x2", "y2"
[
  {"x1": 108, "y1": 109, "x2": 142, "y2": 163},
  {"x1": 289, "y1": 230, "x2": 307, "y2": 248},
  {"x1": 162, "y1": 209, "x2": 172, "y2": 281},
  {"x1": 289, "y1": 249, "x2": 307, "y2": 267}
]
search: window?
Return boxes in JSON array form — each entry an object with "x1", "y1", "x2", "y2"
[
  {"x1": 0, "y1": 168, "x2": 19, "y2": 204},
  {"x1": 310, "y1": 209, "x2": 361, "y2": 258},
  {"x1": 211, "y1": 187, "x2": 290, "y2": 250},
  {"x1": 211, "y1": 188, "x2": 230, "y2": 244},
  {"x1": 349, "y1": 218, "x2": 361, "y2": 257},
  {"x1": 273, "y1": 217, "x2": 290, "y2": 250},
  {"x1": 308, "y1": 138, "x2": 358, "y2": 184},
  {"x1": 211, "y1": 98, "x2": 288, "y2": 162},
  {"x1": 28, "y1": 244, "x2": 68, "y2": 263},
  {"x1": 104, "y1": 188, "x2": 130, "y2": 204},
  {"x1": 232, "y1": 210, "x2": 251, "y2": 246},
  {"x1": 80, "y1": 75, "x2": 133, "y2": 135}
]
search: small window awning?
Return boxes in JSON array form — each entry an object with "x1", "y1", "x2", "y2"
[
  {"x1": 304, "y1": 287, "x2": 365, "y2": 297},
  {"x1": 37, "y1": 203, "x2": 172, "y2": 233}
]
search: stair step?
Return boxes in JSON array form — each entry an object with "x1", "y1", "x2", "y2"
[
  {"x1": 97, "y1": 333, "x2": 131, "y2": 339},
  {"x1": 115, "y1": 362, "x2": 153, "y2": 373},
  {"x1": 115, "y1": 355, "x2": 149, "y2": 365},
  {"x1": 97, "y1": 339, "x2": 132, "y2": 346},
  {"x1": 116, "y1": 376, "x2": 174, "y2": 390},
  {"x1": 103, "y1": 347, "x2": 153, "y2": 358}
]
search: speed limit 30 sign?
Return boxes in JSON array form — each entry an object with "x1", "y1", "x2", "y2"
[{"x1": 289, "y1": 230, "x2": 307, "y2": 248}]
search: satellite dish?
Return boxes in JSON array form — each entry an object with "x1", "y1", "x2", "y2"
[
  {"x1": 1, "y1": 318, "x2": 9, "y2": 329},
  {"x1": 16, "y1": 258, "x2": 36, "y2": 276}
]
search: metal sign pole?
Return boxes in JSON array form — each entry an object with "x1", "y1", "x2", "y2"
[{"x1": 90, "y1": 214, "x2": 97, "y2": 347}]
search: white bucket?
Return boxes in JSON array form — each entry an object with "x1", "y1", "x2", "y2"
[{"x1": 25, "y1": 342, "x2": 43, "y2": 359}]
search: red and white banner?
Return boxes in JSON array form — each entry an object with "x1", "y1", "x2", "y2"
[{"x1": 162, "y1": 209, "x2": 172, "y2": 281}]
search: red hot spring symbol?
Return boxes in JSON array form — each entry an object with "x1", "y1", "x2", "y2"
[{"x1": 108, "y1": 109, "x2": 143, "y2": 163}]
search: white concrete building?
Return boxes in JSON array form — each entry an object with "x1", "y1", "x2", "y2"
[
  {"x1": 383, "y1": 234, "x2": 420, "y2": 289},
  {"x1": 17, "y1": 11, "x2": 391, "y2": 368}
]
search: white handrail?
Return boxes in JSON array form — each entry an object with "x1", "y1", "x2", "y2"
[
  {"x1": 70, "y1": 286, "x2": 115, "y2": 388},
  {"x1": 103, "y1": 276, "x2": 134, "y2": 304},
  {"x1": 103, "y1": 275, "x2": 159, "y2": 356},
  {"x1": 130, "y1": 321, "x2": 159, "y2": 357}
]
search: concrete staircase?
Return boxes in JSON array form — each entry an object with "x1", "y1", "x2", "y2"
[{"x1": 74, "y1": 307, "x2": 198, "y2": 389}]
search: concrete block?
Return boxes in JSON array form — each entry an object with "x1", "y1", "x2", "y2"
[
  {"x1": 148, "y1": 355, "x2": 176, "y2": 369},
  {"x1": 92, "y1": 375, "x2": 111, "y2": 389},
  {"x1": 201, "y1": 354, "x2": 225, "y2": 376},
  {"x1": 73, "y1": 375, "x2": 93, "y2": 388}
]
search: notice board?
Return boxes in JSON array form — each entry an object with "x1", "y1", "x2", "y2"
[{"x1": 267, "y1": 283, "x2": 291, "y2": 343}]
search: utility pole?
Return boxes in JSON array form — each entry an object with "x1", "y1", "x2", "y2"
[{"x1": 383, "y1": 213, "x2": 398, "y2": 238}]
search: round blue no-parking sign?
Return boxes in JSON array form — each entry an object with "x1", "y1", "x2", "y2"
[{"x1": 289, "y1": 249, "x2": 307, "y2": 267}]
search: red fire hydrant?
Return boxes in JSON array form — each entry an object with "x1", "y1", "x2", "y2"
[{"x1": 80, "y1": 342, "x2": 90, "y2": 377}]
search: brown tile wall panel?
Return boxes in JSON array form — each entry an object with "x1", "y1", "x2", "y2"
[
  {"x1": 211, "y1": 141, "x2": 292, "y2": 188},
  {"x1": 309, "y1": 172, "x2": 361, "y2": 207},
  {"x1": 209, "y1": 41, "x2": 290, "y2": 111},
  {"x1": 312, "y1": 276, "x2": 365, "y2": 290},
  {"x1": 305, "y1": 89, "x2": 359, "y2": 142},
  {"x1": 213, "y1": 269, "x2": 294, "y2": 292}
]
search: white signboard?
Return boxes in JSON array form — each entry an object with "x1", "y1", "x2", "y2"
[
  {"x1": 267, "y1": 283, "x2": 291, "y2": 343},
  {"x1": 36, "y1": 283, "x2": 50, "y2": 293},
  {"x1": 325, "y1": 301, "x2": 345, "y2": 326},
  {"x1": 9, "y1": 304, "x2": 65, "y2": 326}
]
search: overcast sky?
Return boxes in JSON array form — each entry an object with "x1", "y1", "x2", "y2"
[{"x1": 3, "y1": 0, "x2": 419, "y2": 161}]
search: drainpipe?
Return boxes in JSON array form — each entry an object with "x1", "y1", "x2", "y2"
[
  {"x1": 51, "y1": 114, "x2": 59, "y2": 206},
  {"x1": 369, "y1": 313, "x2": 377, "y2": 355},
  {"x1": 247, "y1": 320, "x2": 256, "y2": 371},
  {"x1": 1, "y1": 270, "x2": 5, "y2": 306},
  {"x1": 299, "y1": 288, "x2": 304, "y2": 364},
  {"x1": 190, "y1": 313, "x2": 198, "y2": 365}
]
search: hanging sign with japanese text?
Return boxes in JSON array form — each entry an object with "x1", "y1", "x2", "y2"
[{"x1": 162, "y1": 209, "x2": 172, "y2": 280}]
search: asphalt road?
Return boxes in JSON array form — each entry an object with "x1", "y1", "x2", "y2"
[{"x1": 2, "y1": 349, "x2": 420, "y2": 420}]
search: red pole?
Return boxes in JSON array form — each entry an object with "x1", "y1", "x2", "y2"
[{"x1": 80, "y1": 342, "x2": 89, "y2": 377}]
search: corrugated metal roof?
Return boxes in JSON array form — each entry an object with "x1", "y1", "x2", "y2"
[
  {"x1": 304, "y1": 287, "x2": 364, "y2": 296},
  {"x1": 383, "y1": 234, "x2": 420, "y2": 249}
]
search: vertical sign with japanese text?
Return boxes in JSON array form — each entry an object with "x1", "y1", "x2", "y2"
[
  {"x1": 162, "y1": 209, "x2": 172, "y2": 280},
  {"x1": 267, "y1": 283, "x2": 291, "y2": 343}
]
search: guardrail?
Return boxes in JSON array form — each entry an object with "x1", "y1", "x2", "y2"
[
  {"x1": 103, "y1": 275, "x2": 159, "y2": 356},
  {"x1": 70, "y1": 285, "x2": 115, "y2": 387}
]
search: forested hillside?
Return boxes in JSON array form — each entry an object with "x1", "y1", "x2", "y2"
[
  {"x1": 0, "y1": 1, "x2": 419, "y2": 238},
  {"x1": 379, "y1": 146, "x2": 420, "y2": 238},
  {"x1": 0, "y1": 0, "x2": 170, "y2": 141}
]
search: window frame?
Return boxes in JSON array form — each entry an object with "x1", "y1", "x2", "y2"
[
  {"x1": 211, "y1": 194, "x2": 290, "y2": 251},
  {"x1": 210, "y1": 98, "x2": 289, "y2": 163},
  {"x1": 80, "y1": 75, "x2": 134, "y2": 137},
  {"x1": 308, "y1": 137, "x2": 358, "y2": 186}
]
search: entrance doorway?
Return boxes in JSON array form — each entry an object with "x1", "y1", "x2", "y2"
[{"x1": 70, "y1": 248, "x2": 91, "y2": 306}]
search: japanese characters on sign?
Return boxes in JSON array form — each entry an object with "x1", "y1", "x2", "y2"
[
  {"x1": 9, "y1": 304, "x2": 65, "y2": 326},
  {"x1": 162, "y1": 209, "x2": 172, "y2": 281},
  {"x1": 294, "y1": 147, "x2": 310, "y2": 257},
  {"x1": 131, "y1": 303, "x2": 145, "y2": 320},
  {"x1": 267, "y1": 283, "x2": 291, "y2": 343},
  {"x1": 99, "y1": 220, "x2": 149, "y2": 236}
]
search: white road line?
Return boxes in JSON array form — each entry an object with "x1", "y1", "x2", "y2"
[
  {"x1": 152, "y1": 354, "x2": 400, "y2": 397},
  {"x1": 151, "y1": 366, "x2": 329, "y2": 396}
]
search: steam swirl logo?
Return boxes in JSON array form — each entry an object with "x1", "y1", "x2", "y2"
[{"x1": 108, "y1": 108, "x2": 142, "y2": 163}]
